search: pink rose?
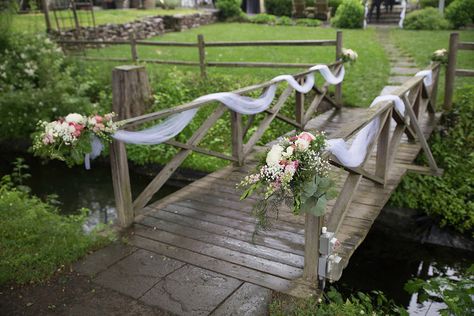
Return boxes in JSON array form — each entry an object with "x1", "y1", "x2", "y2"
[
  {"x1": 94, "y1": 115, "x2": 103, "y2": 124},
  {"x1": 42, "y1": 134, "x2": 54, "y2": 145},
  {"x1": 299, "y1": 132, "x2": 316, "y2": 142},
  {"x1": 70, "y1": 122, "x2": 84, "y2": 137},
  {"x1": 93, "y1": 123, "x2": 105, "y2": 132}
]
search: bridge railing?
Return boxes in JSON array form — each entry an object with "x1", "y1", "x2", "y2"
[
  {"x1": 316, "y1": 62, "x2": 442, "y2": 282},
  {"x1": 110, "y1": 59, "x2": 344, "y2": 228},
  {"x1": 444, "y1": 32, "x2": 474, "y2": 110}
]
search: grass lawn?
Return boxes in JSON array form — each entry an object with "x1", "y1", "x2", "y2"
[
  {"x1": 391, "y1": 29, "x2": 474, "y2": 106},
  {"x1": 86, "y1": 23, "x2": 390, "y2": 108},
  {"x1": 12, "y1": 8, "x2": 198, "y2": 34}
]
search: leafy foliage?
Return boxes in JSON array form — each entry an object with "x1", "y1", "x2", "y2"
[
  {"x1": 329, "y1": 0, "x2": 343, "y2": 15},
  {"x1": 276, "y1": 16, "x2": 295, "y2": 26},
  {"x1": 295, "y1": 18, "x2": 322, "y2": 27},
  {"x1": 265, "y1": 0, "x2": 292, "y2": 17},
  {"x1": 331, "y1": 0, "x2": 364, "y2": 29},
  {"x1": 0, "y1": 163, "x2": 114, "y2": 285},
  {"x1": 0, "y1": 33, "x2": 102, "y2": 140},
  {"x1": 445, "y1": 0, "x2": 474, "y2": 29},
  {"x1": 404, "y1": 265, "x2": 474, "y2": 316},
  {"x1": 403, "y1": 8, "x2": 450, "y2": 30},
  {"x1": 270, "y1": 287, "x2": 407, "y2": 315},
  {"x1": 390, "y1": 85, "x2": 474, "y2": 235},
  {"x1": 419, "y1": 0, "x2": 453, "y2": 8},
  {"x1": 216, "y1": 0, "x2": 243, "y2": 20}
]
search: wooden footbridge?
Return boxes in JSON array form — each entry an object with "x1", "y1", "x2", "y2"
[{"x1": 107, "y1": 54, "x2": 442, "y2": 297}]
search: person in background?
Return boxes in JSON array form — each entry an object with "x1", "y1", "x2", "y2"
[
  {"x1": 369, "y1": 0, "x2": 383, "y2": 22},
  {"x1": 385, "y1": 0, "x2": 394, "y2": 12}
]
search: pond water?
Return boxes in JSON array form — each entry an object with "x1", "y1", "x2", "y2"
[{"x1": 1, "y1": 154, "x2": 472, "y2": 315}]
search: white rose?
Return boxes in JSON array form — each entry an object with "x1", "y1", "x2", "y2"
[
  {"x1": 266, "y1": 145, "x2": 283, "y2": 166},
  {"x1": 282, "y1": 146, "x2": 294, "y2": 158},
  {"x1": 65, "y1": 113, "x2": 85, "y2": 124},
  {"x1": 295, "y1": 138, "x2": 310, "y2": 151},
  {"x1": 434, "y1": 49, "x2": 447, "y2": 57}
]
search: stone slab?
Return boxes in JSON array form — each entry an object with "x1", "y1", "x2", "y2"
[
  {"x1": 94, "y1": 249, "x2": 185, "y2": 299},
  {"x1": 140, "y1": 265, "x2": 242, "y2": 316},
  {"x1": 391, "y1": 67, "x2": 419, "y2": 75},
  {"x1": 73, "y1": 242, "x2": 137, "y2": 277},
  {"x1": 210, "y1": 282, "x2": 272, "y2": 316},
  {"x1": 392, "y1": 61, "x2": 418, "y2": 68}
]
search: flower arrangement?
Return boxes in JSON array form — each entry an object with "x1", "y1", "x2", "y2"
[
  {"x1": 431, "y1": 48, "x2": 448, "y2": 65},
  {"x1": 238, "y1": 131, "x2": 336, "y2": 230},
  {"x1": 33, "y1": 113, "x2": 121, "y2": 166},
  {"x1": 341, "y1": 48, "x2": 358, "y2": 64}
]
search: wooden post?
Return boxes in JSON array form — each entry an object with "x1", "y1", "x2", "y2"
[
  {"x1": 444, "y1": 32, "x2": 458, "y2": 111},
  {"x1": 375, "y1": 109, "x2": 391, "y2": 184},
  {"x1": 71, "y1": 0, "x2": 81, "y2": 39},
  {"x1": 42, "y1": 0, "x2": 52, "y2": 32},
  {"x1": 231, "y1": 111, "x2": 244, "y2": 166},
  {"x1": 111, "y1": 65, "x2": 152, "y2": 119},
  {"x1": 110, "y1": 66, "x2": 151, "y2": 227},
  {"x1": 295, "y1": 77, "x2": 305, "y2": 128},
  {"x1": 197, "y1": 34, "x2": 207, "y2": 79},
  {"x1": 303, "y1": 213, "x2": 321, "y2": 284},
  {"x1": 335, "y1": 31, "x2": 343, "y2": 106},
  {"x1": 130, "y1": 33, "x2": 138, "y2": 62}
]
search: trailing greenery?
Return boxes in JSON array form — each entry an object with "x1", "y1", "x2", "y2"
[
  {"x1": 0, "y1": 33, "x2": 104, "y2": 141},
  {"x1": 403, "y1": 8, "x2": 450, "y2": 30},
  {"x1": 405, "y1": 264, "x2": 474, "y2": 316},
  {"x1": 390, "y1": 85, "x2": 474, "y2": 235},
  {"x1": 270, "y1": 287, "x2": 407, "y2": 315},
  {"x1": 331, "y1": 0, "x2": 364, "y2": 29},
  {"x1": 445, "y1": 0, "x2": 474, "y2": 29},
  {"x1": 0, "y1": 159, "x2": 115, "y2": 285},
  {"x1": 265, "y1": 0, "x2": 292, "y2": 17},
  {"x1": 216, "y1": 0, "x2": 243, "y2": 20}
]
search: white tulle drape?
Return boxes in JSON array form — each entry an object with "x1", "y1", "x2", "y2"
[
  {"x1": 399, "y1": 0, "x2": 407, "y2": 28},
  {"x1": 325, "y1": 70, "x2": 433, "y2": 168},
  {"x1": 85, "y1": 64, "x2": 345, "y2": 169},
  {"x1": 111, "y1": 64, "x2": 345, "y2": 144}
]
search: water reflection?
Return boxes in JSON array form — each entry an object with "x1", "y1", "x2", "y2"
[{"x1": 337, "y1": 226, "x2": 473, "y2": 315}]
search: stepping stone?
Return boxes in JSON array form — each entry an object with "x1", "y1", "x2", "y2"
[
  {"x1": 74, "y1": 242, "x2": 137, "y2": 277},
  {"x1": 211, "y1": 283, "x2": 272, "y2": 316},
  {"x1": 93, "y1": 249, "x2": 185, "y2": 299},
  {"x1": 140, "y1": 265, "x2": 242, "y2": 316},
  {"x1": 392, "y1": 61, "x2": 418, "y2": 68},
  {"x1": 380, "y1": 85, "x2": 400, "y2": 95},
  {"x1": 391, "y1": 67, "x2": 419, "y2": 76},
  {"x1": 389, "y1": 76, "x2": 410, "y2": 85}
]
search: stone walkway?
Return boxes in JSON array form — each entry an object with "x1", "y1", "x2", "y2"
[
  {"x1": 73, "y1": 240, "x2": 272, "y2": 316},
  {"x1": 376, "y1": 27, "x2": 420, "y2": 95}
]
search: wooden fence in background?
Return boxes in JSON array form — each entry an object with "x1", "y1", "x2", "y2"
[
  {"x1": 444, "y1": 32, "x2": 474, "y2": 110},
  {"x1": 57, "y1": 32, "x2": 343, "y2": 99}
]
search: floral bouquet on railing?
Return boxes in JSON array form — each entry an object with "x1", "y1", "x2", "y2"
[
  {"x1": 32, "y1": 113, "x2": 121, "y2": 166},
  {"x1": 341, "y1": 48, "x2": 358, "y2": 64},
  {"x1": 238, "y1": 131, "x2": 337, "y2": 230},
  {"x1": 431, "y1": 48, "x2": 448, "y2": 65}
]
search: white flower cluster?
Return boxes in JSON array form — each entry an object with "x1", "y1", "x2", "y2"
[
  {"x1": 433, "y1": 48, "x2": 447, "y2": 57},
  {"x1": 342, "y1": 48, "x2": 358, "y2": 63}
]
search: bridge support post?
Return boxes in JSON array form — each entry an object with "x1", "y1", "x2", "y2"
[
  {"x1": 303, "y1": 213, "x2": 321, "y2": 284},
  {"x1": 444, "y1": 32, "x2": 458, "y2": 111},
  {"x1": 335, "y1": 31, "x2": 343, "y2": 106},
  {"x1": 110, "y1": 65, "x2": 151, "y2": 227},
  {"x1": 231, "y1": 111, "x2": 244, "y2": 166}
]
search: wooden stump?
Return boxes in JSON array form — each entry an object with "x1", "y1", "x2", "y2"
[{"x1": 112, "y1": 65, "x2": 152, "y2": 120}]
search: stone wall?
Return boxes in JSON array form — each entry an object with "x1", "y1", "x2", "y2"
[{"x1": 51, "y1": 10, "x2": 218, "y2": 41}]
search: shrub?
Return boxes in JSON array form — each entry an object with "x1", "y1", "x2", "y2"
[
  {"x1": 445, "y1": 0, "x2": 474, "y2": 29},
  {"x1": 295, "y1": 18, "x2": 322, "y2": 27},
  {"x1": 0, "y1": 162, "x2": 114, "y2": 285},
  {"x1": 390, "y1": 85, "x2": 474, "y2": 235},
  {"x1": 265, "y1": 0, "x2": 292, "y2": 17},
  {"x1": 0, "y1": 34, "x2": 102, "y2": 140},
  {"x1": 216, "y1": 0, "x2": 243, "y2": 20},
  {"x1": 250, "y1": 13, "x2": 278, "y2": 24},
  {"x1": 276, "y1": 16, "x2": 294, "y2": 25},
  {"x1": 331, "y1": 0, "x2": 364, "y2": 29},
  {"x1": 403, "y1": 8, "x2": 450, "y2": 30},
  {"x1": 329, "y1": 0, "x2": 343, "y2": 15}
]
